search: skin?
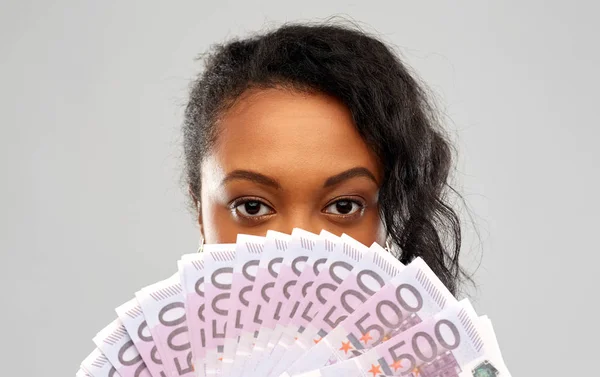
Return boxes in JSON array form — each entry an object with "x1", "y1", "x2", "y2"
[{"x1": 192, "y1": 87, "x2": 387, "y2": 248}]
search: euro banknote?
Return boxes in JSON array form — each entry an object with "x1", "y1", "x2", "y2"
[{"x1": 77, "y1": 229, "x2": 510, "y2": 377}]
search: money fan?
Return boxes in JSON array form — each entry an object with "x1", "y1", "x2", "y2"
[{"x1": 78, "y1": 228, "x2": 511, "y2": 377}]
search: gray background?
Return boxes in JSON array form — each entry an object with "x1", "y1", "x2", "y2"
[{"x1": 1, "y1": 1, "x2": 598, "y2": 375}]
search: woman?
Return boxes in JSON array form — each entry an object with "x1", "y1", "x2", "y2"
[{"x1": 182, "y1": 22, "x2": 467, "y2": 295}]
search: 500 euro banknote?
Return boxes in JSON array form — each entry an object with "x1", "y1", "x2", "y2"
[
  {"x1": 178, "y1": 253, "x2": 207, "y2": 377},
  {"x1": 229, "y1": 231, "x2": 289, "y2": 377},
  {"x1": 252, "y1": 229, "x2": 338, "y2": 377},
  {"x1": 244, "y1": 228, "x2": 333, "y2": 372},
  {"x1": 264, "y1": 231, "x2": 368, "y2": 377},
  {"x1": 269, "y1": 236, "x2": 402, "y2": 377},
  {"x1": 246, "y1": 228, "x2": 332, "y2": 376},
  {"x1": 116, "y1": 298, "x2": 168, "y2": 377},
  {"x1": 81, "y1": 347, "x2": 120, "y2": 377},
  {"x1": 284, "y1": 256, "x2": 455, "y2": 374},
  {"x1": 220, "y1": 234, "x2": 267, "y2": 377},
  {"x1": 291, "y1": 299, "x2": 510, "y2": 377},
  {"x1": 93, "y1": 318, "x2": 152, "y2": 377},
  {"x1": 202, "y1": 243, "x2": 237, "y2": 377},
  {"x1": 136, "y1": 274, "x2": 195, "y2": 377}
]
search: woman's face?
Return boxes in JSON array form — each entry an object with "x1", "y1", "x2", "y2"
[{"x1": 196, "y1": 87, "x2": 386, "y2": 247}]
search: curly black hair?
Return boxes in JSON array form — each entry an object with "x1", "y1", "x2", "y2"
[{"x1": 182, "y1": 20, "x2": 471, "y2": 296}]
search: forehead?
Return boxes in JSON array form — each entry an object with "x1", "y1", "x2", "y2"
[{"x1": 209, "y1": 87, "x2": 382, "y2": 182}]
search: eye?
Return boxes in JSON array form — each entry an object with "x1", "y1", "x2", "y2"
[
  {"x1": 323, "y1": 198, "x2": 365, "y2": 217},
  {"x1": 232, "y1": 198, "x2": 274, "y2": 218}
]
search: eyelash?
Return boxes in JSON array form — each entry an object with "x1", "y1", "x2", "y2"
[{"x1": 229, "y1": 196, "x2": 367, "y2": 222}]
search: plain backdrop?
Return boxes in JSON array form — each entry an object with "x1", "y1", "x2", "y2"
[{"x1": 1, "y1": 1, "x2": 598, "y2": 376}]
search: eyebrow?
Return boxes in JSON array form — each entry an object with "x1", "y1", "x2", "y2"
[
  {"x1": 221, "y1": 170, "x2": 282, "y2": 190},
  {"x1": 221, "y1": 167, "x2": 378, "y2": 190}
]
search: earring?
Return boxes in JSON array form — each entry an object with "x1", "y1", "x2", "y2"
[
  {"x1": 385, "y1": 236, "x2": 401, "y2": 258},
  {"x1": 197, "y1": 234, "x2": 204, "y2": 253},
  {"x1": 385, "y1": 238, "x2": 392, "y2": 253},
  {"x1": 196, "y1": 201, "x2": 204, "y2": 253}
]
